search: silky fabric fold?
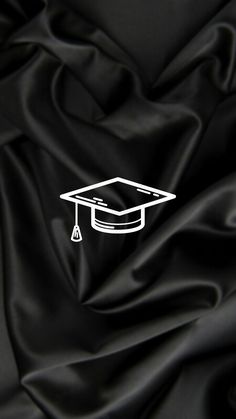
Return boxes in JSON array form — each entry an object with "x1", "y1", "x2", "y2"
[{"x1": 0, "y1": 1, "x2": 236, "y2": 418}]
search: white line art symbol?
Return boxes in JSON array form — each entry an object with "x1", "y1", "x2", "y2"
[{"x1": 60, "y1": 177, "x2": 176, "y2": 242}]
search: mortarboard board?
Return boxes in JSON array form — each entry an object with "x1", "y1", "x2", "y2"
[{"x1": 60, "y1": 177, "x2": 176, "y2": 242}]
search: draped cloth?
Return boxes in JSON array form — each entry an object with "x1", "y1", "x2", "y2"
[{"x1": 0, "y1": 1, "x2": 236, "y2": 418}]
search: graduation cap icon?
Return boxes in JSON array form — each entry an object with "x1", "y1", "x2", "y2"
[{"x1": 60, "y1": 177, "x2": 176, "y2": 242}]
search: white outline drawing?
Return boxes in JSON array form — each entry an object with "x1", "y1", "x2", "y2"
[{"x1": 60, "y1": 177, "x2": 176, "y2": 242}]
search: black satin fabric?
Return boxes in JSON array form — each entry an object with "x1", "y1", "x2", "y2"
[{"x1": 1, "y1": 1, "x2": 236, "y2": 418}]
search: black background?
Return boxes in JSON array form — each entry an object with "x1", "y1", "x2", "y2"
[{"x1": 0, "y1": 1, "x2": 236, "y2": 418}]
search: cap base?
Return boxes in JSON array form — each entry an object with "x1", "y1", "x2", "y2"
[{"x1": 91, "y1": 208, "x2": 145, "y2": 234}]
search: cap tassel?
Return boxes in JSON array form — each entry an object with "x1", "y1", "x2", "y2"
[
  {"x1": 71, "y1": 203, "x2": 82, "y2": 242},
  {"x1": 71, "y1": 225, "x2": 82, "y2": 242}
]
